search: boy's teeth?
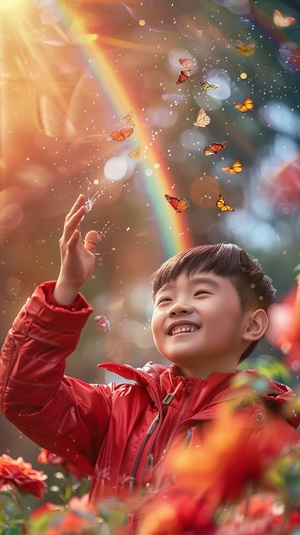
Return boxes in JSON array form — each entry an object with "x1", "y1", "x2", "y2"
[{"x1": 171, "y1": 325, "x2": 197, "y2": 335}]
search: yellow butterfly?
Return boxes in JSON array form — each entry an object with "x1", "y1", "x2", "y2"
[
  {"x1": 216, "y1": 194, "x2": 234, "y2": 212},
  {"x1": 193, "y1": 108, "x2": 211, "y2": 128},
  {"x1": 121, "y1": 111, "x2": 135, "y2": 127},
  {"x1": 234, "y1": 96, "x2": 254, "y2": 112},
  {"x1": 199, "y1": 80, "x2": 219, "y2": 91},
  {"x1": 221, "y1": 159, "x2": 243, "y2": 174},
  {"x1": 234, "y1": 40, "x2": 255, "y2": 55},
  {"x1": 128, "y1": 146, "x2": 141, "y2": 159},
  {"x1": 273, "y1": 9, "x2": 296, "y2": 27}
]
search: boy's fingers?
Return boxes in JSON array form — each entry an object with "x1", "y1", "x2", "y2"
[
  {"x1": 65, "y1": 195, "x2": 86, "y2": 222},
  {"x1": 64, "y1": 205, "x2": 86, "y2": 237},
  {"x1": 66, "y1": 229, "x2": 81, "y2": 251},
  {"x1": 84, "y1": 230, "x2": 99, "y2": 254}
]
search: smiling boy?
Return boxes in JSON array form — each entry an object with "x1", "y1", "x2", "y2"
[
  {"x1": 151, "y1": 271, "x2": 267, "y2": 379},
  {"x1": 0, "y1": 194, "x2": 299, "y2": 503}
]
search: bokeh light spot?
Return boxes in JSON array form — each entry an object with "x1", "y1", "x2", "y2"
[{"x1": 104, "y1": 157, "x2": 128, "y2": 181}]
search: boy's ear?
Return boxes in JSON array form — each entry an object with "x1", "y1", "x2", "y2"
[{"x1": 243, "y1": 309, "x2": 269, "y2": 342}]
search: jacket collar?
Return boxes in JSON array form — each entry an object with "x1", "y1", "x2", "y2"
[{"x1": 97, "y1": 361, "x2": 300, "y2": 428}]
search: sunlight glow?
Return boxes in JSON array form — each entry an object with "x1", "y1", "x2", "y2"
[{"x1": 0, "y1": 0, "x2": 26, "y2": 11}]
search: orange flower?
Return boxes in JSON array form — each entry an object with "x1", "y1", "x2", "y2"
[
  {"x1": 0, "y1": 454, "x2": 47, "y2": 498},
  {"x1": 138, "y1": 491, "x2": 216, "y2": 535},
  {"x1": 169, "y1": 407, "x2": 281, "y2": 510},
  {"x1": 38, "y1": 448, "x2": 87, "y2": 480}
]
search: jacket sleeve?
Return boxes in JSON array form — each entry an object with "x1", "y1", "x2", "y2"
[{"x1": 0, "y1": 281, "x2": 112, "y2": 476}]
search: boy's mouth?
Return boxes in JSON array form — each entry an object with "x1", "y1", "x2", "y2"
[{"x1": 168, "y1": 323, "x2": 199, "y2": 336}]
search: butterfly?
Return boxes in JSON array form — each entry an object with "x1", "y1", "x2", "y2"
[
  {"x1": 233, "y1": 96, "x2": 254, "y2": 112},
  {"x1": 107, "y1": 127, "x2": 134, "y2": 142},
  {"x1": 179, "y1": 58, "x2": 193, "y2": 70},
  {"x1": 194, "y1": 108, "x2": 211, "y2": 127},
  {"x1": 165, "y1": 194, "x2": 190, "y2": 213},
  {"x1": 204, "y1": 141, "x2": 228, "y2": 156},
  {"x1": 36, "y1": 95, "x2": 77, "y2": 140},
  {"x1": 234, "y1": 40, "x2": 255, "y2": 55},
  {"x1": 199, "y1": 80, "x2": 219, "y2": 91},
  {"x1": 95, "y1": 315, "x2": 111, "y2": 332},
  {"x1": 273, "y1": 9, "x2": 296, "y2": 27},
  {"x1": 128, "y1": 146, "x2": 141, "y2": 159},
  {"x1": 216, "y1": 194, "x2": 234, "y2": 212},
  {"x1": 221, "y1": 159, "x2": 243, "y2": 174},
  {"x1": 176, "y1": 70, "x2": 191, "y2": 84},
  {"x1": 176, "y1": 58, "x2": 192, "y2": 84},
  {"x1": 121, "y1": 111, "x2": 135, "y2": 127}
]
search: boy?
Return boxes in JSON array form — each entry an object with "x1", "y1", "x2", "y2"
[{"x1": 0, "y1": 194, "x2": 299, "y2": 503}]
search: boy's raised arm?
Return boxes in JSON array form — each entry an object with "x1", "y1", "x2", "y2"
[
  {"x1": 54, "y1": 194, "x2": 99, "y2": 305},
  {"x1": 0, "y1": 195, "x2": 111, "y2": 474}
]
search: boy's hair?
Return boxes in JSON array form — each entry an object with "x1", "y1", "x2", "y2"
[{"x1": 151, "y1": 243, "x2": 276, "y2": 362}]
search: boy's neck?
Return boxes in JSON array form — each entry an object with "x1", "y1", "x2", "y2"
[{"x1": 174, "y1": 361, "x2": 238, "y2": 380}]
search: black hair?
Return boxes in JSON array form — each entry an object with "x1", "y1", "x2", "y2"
[{"x1": 151, "y1": 243, "x2": 276, "y2": 362}]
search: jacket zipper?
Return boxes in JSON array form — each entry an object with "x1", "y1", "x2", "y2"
[
  {"x1": 162, "y1": 377, "x2": 194, "y2": 457},
  {"x1": 129, "y1": 412, "x2": 160, "y2": 491},
  {"x1": 130, "y1": 379, "x2": 185, "y2": 491},
  {"x1": 139, "y1": 378, "x2": 194, "y2": 489}
]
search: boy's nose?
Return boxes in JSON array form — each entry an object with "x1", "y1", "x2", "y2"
[{"x1": 169, "y1": 303, "x2": 193, "y2": 316}]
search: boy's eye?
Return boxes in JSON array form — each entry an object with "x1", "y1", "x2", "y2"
[
  {"x1": 157, "y1": 296, "x2": 172, "y2": 305},
  {"x1": 194, "y1": 289, "x2": 210, "y2": 296}
]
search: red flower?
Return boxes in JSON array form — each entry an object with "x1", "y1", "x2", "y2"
[
  {"x1": 268, "y1": 276, "x2": 300, "y2": 371},
  {"x1": 68, "y1": 493, "x2": 96, "y2": 514},
  {"x1": 37, "y1": 448, "x2": 87, "y2": 480},
  {"x1": 30, "y1": 498, "x2": 96, "y2": 534},
  {"x1": 30, "y1": 501, "x2": 62, "y2": 518},
  {"x1": 58, "y1": 511, "x2": 89, "y2": 534},
  {"x1": 0, "y1": 454, "x2": 47, "y2": 498}
]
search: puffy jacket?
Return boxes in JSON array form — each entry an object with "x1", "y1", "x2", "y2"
[{"x1": 0, "y1": 281, "x2": 299, "y2": 502}]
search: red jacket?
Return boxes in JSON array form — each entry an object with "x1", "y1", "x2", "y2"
[{"x1": 0, "y1": 281, "x2": 299, "y2": 502}]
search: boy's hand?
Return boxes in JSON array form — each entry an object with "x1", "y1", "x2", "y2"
[{"x1": 54, "y1": 194, "x2": 99, "y2": 305}]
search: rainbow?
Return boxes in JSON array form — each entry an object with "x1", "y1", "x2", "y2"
[{"x1": 59, "y1": 10, "x2": 193, "y2": 258}]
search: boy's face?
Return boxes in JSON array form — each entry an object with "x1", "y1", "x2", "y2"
[{"x1": 151, "y1": 271, "x2": 254, "y2": 378}]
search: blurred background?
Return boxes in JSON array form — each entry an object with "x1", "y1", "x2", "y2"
[{"x1": 0, "y1": 0, "x2": 300, "y2": 467}]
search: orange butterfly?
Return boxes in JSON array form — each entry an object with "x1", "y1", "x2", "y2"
[
  {"x1": 176, "y1": 70, "x2": 191, "y2": 84},
  {"x1": 128, "y1": 146, "x2": 141, "y2": 159},
  {"x1": 179, "y1": 58, "x2": 193, "y2": 70},
  {"x1": 273, "y1": 9, "x2": 296, "y2": 27},
  {"x1": 165, "y1": 194, "x2": 190, "y2": 213},
  {"x1": 234, "y1": 96, "x2": 254, "y2": 112},
  {"x1": 221, "y1": 159, "x2": 243, "y2": 174},
  {"x1": 216, "y1": 194, "x2": 234, "y2": 212},
  {"x1": 204, "y1": 141, "x2": 228, "y2": 156},
  {"x1": 107, "y1": 127, "x2": 134, "y2": 142},
  {"x1": 234, "y1": 40, "x2": 255, "y2": 55},
  {"x1": 194, "y1": 108, "x2": 211, "y2": 127},
  {"x1": 199, "y1": 80, "x2": 219, "y2": 91}
]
